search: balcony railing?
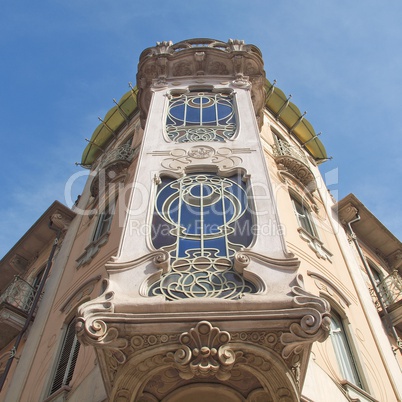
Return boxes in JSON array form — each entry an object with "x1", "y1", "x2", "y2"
[
  {"x1": 0, "y1": 276, "x2": 36, "y2": 313},
  {"x1": 377, "y1": 271, "x2": 402, "y2": 308},
  {"x1": 272, "y1": 138, "x2": 317, "y2": 192},
  {"x1": 100, "y1": 143, "x2": 135, "y2": 169},
  {"x1": 272, "y1": 138, "x2": 309, "y2": 165}
]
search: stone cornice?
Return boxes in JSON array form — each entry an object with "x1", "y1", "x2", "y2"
[{"x1": 136, "y1": 38, "x2": 266, "y2": 130}]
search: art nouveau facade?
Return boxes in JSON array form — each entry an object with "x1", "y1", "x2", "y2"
[{"x1": 0, "y1": 39, "x2": 401, "y2": 402}]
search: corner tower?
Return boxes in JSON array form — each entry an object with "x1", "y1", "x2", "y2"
[{"x1": 77, "y1": 39, "x2": 330, "y2": 402}]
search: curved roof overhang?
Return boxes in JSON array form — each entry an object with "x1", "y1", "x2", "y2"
[
  {"x1": 81, "y1": 88, "x2": 138, "y2": 167},
  {"x1": 264, "y1": 80, "x2": 327, "y2": 162},
  {"x1": 81, "y1": 80, "x2": 327, "y2": 166}
]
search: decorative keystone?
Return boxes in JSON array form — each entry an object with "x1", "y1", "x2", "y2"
[{"x1": 169, "y1": 321, "x2": 236, "y2": 381}]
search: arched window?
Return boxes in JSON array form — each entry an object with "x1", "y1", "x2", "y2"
[
  {"x1": 329, "y1": 311, "x2": 363, "y2": 389},
  {"x1": 92, "y1": 202, "x2": 115, "y2": 242},
  {"x1": 166, "y1": 92, "x2": 236, "y2": 142},
  {"x1": 149, "y1": 173, "x2": 256, "y2": 300},
  {"x1": 49, "y1": 317, "x2": 80, "y2": 395}
]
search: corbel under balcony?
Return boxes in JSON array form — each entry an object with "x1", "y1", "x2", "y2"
[
  {"x1": 90, "y1": 143, "x2": 136, "y2": 198},
  {"x1": 272, "y1": 139, "x2": 317, "y2": 192}
]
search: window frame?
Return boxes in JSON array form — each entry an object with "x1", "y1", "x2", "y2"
[
  {"x1": 92, "y1": 201, "x2": 115, "y2": 242},
  {"x1": 164, "y1": 89, "x2": 238, "y2": 143},
  {"x1": 47, "y1": 316, "x2": 81, "y2": 397},
  {"x1": 329, "y1": 310, "x2": 365, "y2": 390},
  {"x1": 290, "y1": 194, "x2": 318, "y2": 239}
]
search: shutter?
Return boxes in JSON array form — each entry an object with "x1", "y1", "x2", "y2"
[{"x1": 49, "y1": 318, "x2": 81, "y2": 395}]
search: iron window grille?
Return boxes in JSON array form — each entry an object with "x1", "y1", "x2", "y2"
[
  {"x1": 149, "y1": 173, "x2": 256, "y2": 300},
  {"x1": 166, "y1": 92, "x2": 236, "y2": 142}
]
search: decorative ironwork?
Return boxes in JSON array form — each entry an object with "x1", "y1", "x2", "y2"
[
  {"x1": 149, "y1": 174, "x2": 256, "y2": 300},
  {"x1": 377, "y1": 271, "x2": 402, "y2": 308},
  {"x1": 166, "y1": 93, "x2": 236, "y2": 142},
  {"x1": 0, "y1": 276, "x2": 36, "y2": 313},
  {"x1": 273, "y1": 137, "x2": 317, "y2": 191},
  {"x1": 272, "y1": 137, "x2": 308, "y2": 165},
  {"x1": 100, "y1": 142, "x2": 135, "y2": 169}
]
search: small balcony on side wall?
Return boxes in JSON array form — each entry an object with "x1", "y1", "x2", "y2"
[
  {"x1": 272, "y1": 138, "x2": 317, "y2": 192},
  {"x1": 0, "y1": 277, "x2": 36, "y2": 349},
  {"x1": 374, "y1": 271, "x2": 402, "y2": 333},
  {"x1": 90, "y1": 142, "x2": 136, "y2": 197}
]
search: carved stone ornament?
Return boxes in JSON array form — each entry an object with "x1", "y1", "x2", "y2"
[
  {"x1": 298, "y1": 228, "x2": 333, "y2": 262},
  {"x1": 76, "y1": 290, "x2": 129, "y2": 372},
  {"x1": 137, "y1": 38, "x2": 266, "y2": 129},
  {"x1": 337, "y1": 202, "x2": 359, "y2": 225},
  {"x1": 167, "y1": 321, "x2": 236, "y2": 381},
  {"x1": 9, "y1": 254, "x2": 29, "y2": 273},
  {"x1": 274, "y1": 155, "x2": 317, "y2": 193},
  {"x1": 151, "y1": 146, "x2": 254, "y2": 173},
  {"x1": 50, "y1": 210, "x2": 72, "y2": 231},
  {"x1": 388, "y1": 249, "x2": 402, "y2": 270},
  {"x1": 76, "y1": 233, "x2": 109, "y2": 268},
  {"x1": 281, "y1": 274, "x2": 331, "y2": 359}
]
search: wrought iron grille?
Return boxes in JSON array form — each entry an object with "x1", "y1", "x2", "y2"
[
  {"x1": 0, "y1": 276, "x2": 36, "y2": 313},
  {"x1": 377, "y1": 271, "x2": 402, "y2": 307},
  {"x1": 100, "y1": 143, "x2": 135, "y2": 169},
  {"x1": 149, "y1": 173, "x2": 256, "y2": 300},
  {"x1": 272, "y1": 137, "x2": 309, "y2": 165},
  {"x1": 166, "y1": 92, "x2": 236, "y2": 142}
]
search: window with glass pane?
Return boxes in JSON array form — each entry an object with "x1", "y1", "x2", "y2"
[
  {"x1": 149, "y1": 173, "x2": 256, "y2": 300},
  {"x1": 49, "y1": 317, "x2": 80, "y2": 395},
  {"x1": 329, "y1": 313, "x2": 363, "y2": 389},
  {"x1": 291, "y1": 196, "x2": 317, "y2": 237},
  {"x1": 93, "y1": 203, "x2": 115, "y2": 241},
  {"x1": 166, "y1": 92, "x2": 236, "y2": 142}
]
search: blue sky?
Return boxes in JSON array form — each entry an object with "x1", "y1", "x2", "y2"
[{"x1": 1, "y1": 1, "x2": 402, "y2": 258}]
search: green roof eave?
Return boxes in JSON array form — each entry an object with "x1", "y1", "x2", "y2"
[
  {"x1": 265, "y1": 79, "x2": 328, "y2": 162},
  {"x1": 81, "y1": 88, "x2": 138, "y2": 167}
]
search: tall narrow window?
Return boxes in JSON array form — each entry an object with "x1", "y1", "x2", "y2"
[
  {"x1": 329, "y1": 312, "x2": 363, "y2": 389},
  {"x1": 149, "y1": 173, "x2": 256, "y2": 300},
  {"x1": 166, "y1": 92, "x2": 236, "y2": 142},
  {"x1": 93, "y1": 203, "x2": 115, "y2": 241},
  {"x1": 49, "y1": 317, "x2": 80, "y2": 395},
  {"x1": 291, "y1": 196, "x2": 317, "y2": 238}
]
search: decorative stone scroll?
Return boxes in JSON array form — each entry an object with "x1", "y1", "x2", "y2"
[
  {"x1": 137, "y1": 38, "x2": 266, "y2": 129},
  {"x1": 150, "y1": 146, "x2": 253, "y2": 172}
]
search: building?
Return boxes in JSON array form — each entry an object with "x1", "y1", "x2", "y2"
[{"x1": 0, "y1": 38, "x2": 401, "y2": 402}]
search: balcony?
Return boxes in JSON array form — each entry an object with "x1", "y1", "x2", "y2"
[
  {"x1": 272, "y1": 138, "x2": 317, "y2": 192},
  {"x1": 90, "y1": 143, "x2": 136, "y2": 197},
  {"x1": 0, "y1": 277, "x2": 35, "y2": 349},
  {"x1": 372, "y1": 271, "x2": 402, "y2": 333}
]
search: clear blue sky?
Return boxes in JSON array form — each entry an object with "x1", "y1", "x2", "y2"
[{"x1": 1, "y1": 0, "x2": 402, "y2": 258}]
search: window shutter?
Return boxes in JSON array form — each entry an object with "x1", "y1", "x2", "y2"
[{"x1": 49, "y1": 318, "x2": 80, "y2": 395}]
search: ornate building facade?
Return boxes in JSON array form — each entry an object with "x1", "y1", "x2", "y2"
[{"x1": 0, "y1": 39, "x2": 401, "y2": 402}]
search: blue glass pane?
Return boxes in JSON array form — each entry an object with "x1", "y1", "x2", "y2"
[
  {"x1": 169, "y1": 103, "x2": 185, "y2": 122},
  {"x1": 186, "y1": 105, "x2": 200, "y2": 123},
  {"x1": 202, "y1": 105, "x2": 216, "y2": 124},
  {"x1": 217, "y1": 104, "x2": 232, "y2": 121},
  {"x1": 166, "y1": 93, "x2": 236, "y2": 142},
  {"x1": 204, "y1": 238, "x2": 226, "y2": 256},
  {"x1": 150, "y1": 173, "x2": 255, "y2": 300}
]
